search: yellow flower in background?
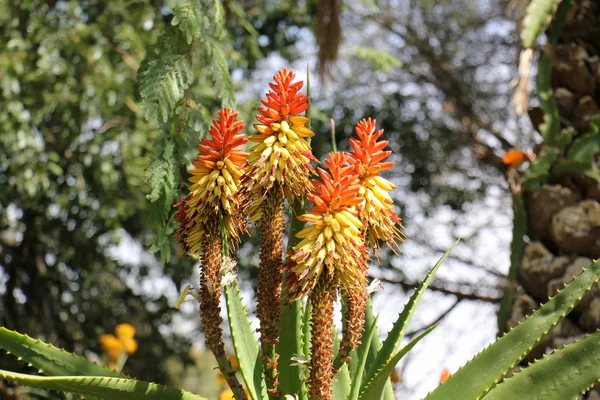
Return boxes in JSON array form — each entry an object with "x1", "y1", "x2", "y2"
[
  {"x1": 98, "y1": 334, "x2": 122, "y2": 362},
  {"x1": 219, "y1": 389, "x2": 235, "y2": 400},
  {"x1": 99, "y1": 323, "x2": 138, "y2": 363},
  {"x1": 115, "y1": 323, "x2": 138, "y2": 355}
]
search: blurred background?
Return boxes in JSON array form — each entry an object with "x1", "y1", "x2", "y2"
[{"x1": 0, "y1": 0, "x2": 557, "y2": 398}]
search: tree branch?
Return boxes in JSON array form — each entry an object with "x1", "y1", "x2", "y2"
[{"x1": 371, "y1": 274, "x2": 503, "y2": 303}]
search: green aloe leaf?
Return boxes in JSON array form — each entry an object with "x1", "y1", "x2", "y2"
[
  {"x1": 0, "y1": 327, "x2": 121, "y2": 378},
  {"x1": 332, "y1": 363, "x2": 351, "y2": 400},
  {"x1": 425, "y1": 258, "x2": 600, "y2": 400},
  {"x1": 363, "y1": 299, "x2": 394, "y2": 400},
  {"x1": 485, "y1": 330, "x2": 600, "y2": 400},
  {"x1": 497, "y1": 193, "x2": 526, "y2": 333},
  {"x1": 332, "y1": 325, "x2": 351, "y2": 400},
  {"x1": 0, "y1": 370, "x2": 207, "y2": 400},
  {"x1": 360, "y1": 325, "x2": 437, "y2": 400},
  {"x1": 224, "y1": 283, "x2": 268, "y2": 400},
  {"x1": 277, "y1": 300, "x2": 306, "y2": 399},
  {"x1": 365, "y1": 240, "x2": 458, "y2": 385},
  {"x1": 348, "y1": 316, "x2": 378, "y2": 400}
]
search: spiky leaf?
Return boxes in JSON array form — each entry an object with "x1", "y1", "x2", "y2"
[
  {"x1": 425, "y1": 258, "x2": 600, "y2": 400},
  {"x1": 485, "y1": 330, "x2": 600, "y2": 400},
  {"x1": 0, "y1": 327, "x2": 121, "y2": 378},
  {"x1": 0, "y1": 370, "x2": 207, "y2": 400},
  {"x1": 364, "y1": 240, "x2": 458, "y2": 385},
  {"x1": 277, "y1": 301, "x2": 306, "y2": 399},
  {"x1": 359, "y1": 325, "x2": 437, "y2": 400},
  {"x1": 332, "y1": 325, "x2": 351, "y2": 400},
  {"x1": 497, "y1": 193, "x2": 527, "y2": 333},
  {"x1": 348, "y1": 316, "x2": 378, "y2": 400},
  {"x1": 224, "y1": 283, "x2": 268, "y2": 400}
]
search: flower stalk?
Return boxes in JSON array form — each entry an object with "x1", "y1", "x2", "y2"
[
  {"x1": 256, "y1": 187, "x2": 285, "y2": 397},
  {"x1": 174, "y1": 108, "x2": 249, "y2": 400},
  {"x1": 200, "y1": 220, "x2": 247, "y2": 400},
  {"x1": 242, "y1": 68, "x2": 316, "y2": 398},
  {"x1": 308, "y1": 279, "x2": 337, "y2": 400}
]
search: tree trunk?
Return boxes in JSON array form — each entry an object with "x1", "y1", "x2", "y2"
[{"x1": 508, "y1": 1, "x2": 600, "y2": 397}]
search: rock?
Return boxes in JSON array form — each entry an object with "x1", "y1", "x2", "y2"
[
  {"x1": 507, "y1": 293, "x2": 537, "y2": 330},
  {"x1": 551, "y1": 199, "x2": 600, "y2": 258},
  {"x1": 579, "y1": 297, "x2": 600, "y2": 331},
  {"x1": 520, "y1": 242, "x2": 570, "y2": 300},
  {"x1": 553, "y1": 316, "x2": 585, "y2": 349},
  {"x1": 527, "y1": 185, "x2": 581, "y2": 241},
  {"x1": 587, "y1": 390, "x2": 600, "y2": 400},
  {"x1": 547, "y1": 257, "x2": 596, "y2": 313}
]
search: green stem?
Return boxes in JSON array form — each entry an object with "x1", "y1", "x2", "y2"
[{"x1": 330, "y1": 118, "x2": 337, "y2": 152}]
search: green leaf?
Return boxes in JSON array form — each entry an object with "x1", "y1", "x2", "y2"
[
  {"x1": 224, "y1": 283, "x2": 268, "y2": 400},
  {"x1": 536, "y1": 54, "x2": 560, "y2": 144},
  {"x1": 362, "y1": 299, "x2": 395, "y2": 400},
  {"x1": 360, "y1": 325, "x2": 437, "y2": 400},
  {"x1": 497, "y1": 193, "x2": 526, "y2": 333},
  {"x1": 365, "y1": 240, "x2": 458, "y2": 385},
  {"x1": 425, "y1": 258, "x2": 600, "y2": 400},
  {"x1": 172, "y1": 1, "x2": 203, "y2": 44},
  {"x1": 0, "y1": 370, "x2": 207, "y2": 400},
  {"x1": 351, "y1": 45, "x2": 403, "y2": 72},
  {"x1": 523, "y1": 146, "x2": 559, "y2": 191},
  {"x1": 137, "y1": 27, "x2": 193, "y2": 123},
  {"x1": 567, "y1": 117, "x2": 600, "y2": 164},
  {"x1": 486, "y1": 330, "x2": 600, "y2": 400},
  {"x1": 332, "y1": 363, "x2": 351, "y2": 400},
  {"x1": 145, "y1": 132, "x2": 178, "y2": 205},
  {"x1": 363, "y1": 299, "x2": 394, "y2": 400},
  {"x1": 348, "y1": 316, "x2": 378, "y2": 400},
  {"x1": 521, "y1": 0, "x2": 559, "y2": 48},
  {"x1": 302, "y1": 300, "x2": 312, "y2": 364},
  {"x1": 277, "y1": 301, "x2": 306, "y2": 399},
  {"x1": 331, "y1": 325, "x2": 351, "y2": 400},
  {"x1": 278, "y1": 196, "x2": 310, "y2": 400},
  {"x1": 0, "y1": 327, "x2": 121, "y2": 378}
]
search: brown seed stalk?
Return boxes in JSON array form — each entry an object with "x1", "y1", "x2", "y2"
[
  {"x1": 309, "y1": 279, "x2": 337, "y2": 400},
  {"x1": 256, "y1": 187, "x2": 285, "y2": 398},
  {"x1": 200, "y1": 221, "x2": 247, "y2": 400}
]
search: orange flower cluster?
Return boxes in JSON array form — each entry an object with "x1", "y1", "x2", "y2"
[
  {"x1": 284, "y1": 152, "x2": 369, "y2": 302},
  {"x1": 175, "y1": 108, "x2": 248, "y2": 253},
  {"x1": 243, "y1": 68, "x2": 317, "y2": 221},
  {"x1": 348, "y1": 118, "x2": 403, "y2": 252}
]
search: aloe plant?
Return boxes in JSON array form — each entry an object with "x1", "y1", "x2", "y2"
[
  {"x1": 3, "y1": 5, "x2": 600, "y2": 396},
  {"x1": 3, "y1": 256, "x2": 600, "y2": 399}
]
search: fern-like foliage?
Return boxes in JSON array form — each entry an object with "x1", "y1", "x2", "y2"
[
  {"x1": 138, "y1": 0, "x2": 233, "y2": 123},
  {"x1": 145, "y1": 132, "x2": 178, "y2": 205},
  {"x1": 138, "y1": 0, "x2": 237, "y2": 262},
  {"x1": 138, "y1": 31, "x2": 194, "y2": 124}
]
